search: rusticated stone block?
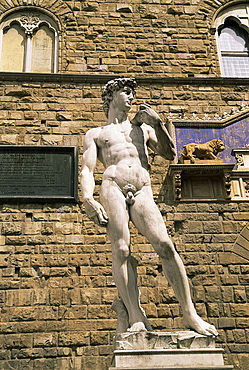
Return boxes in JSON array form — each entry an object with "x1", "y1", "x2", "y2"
[
  {"x1": 237, "y1": 354, "x2": 249, "y2": 370},
  {"x1": 5, "y1": 236, "x2": 26, "y2": 245},
  {"x1": 223, "y1": 222, "x2": 238, "y2": 234},
  {"x1": 81, "y1": 288, "x2": 102, "y2": 305},
  {"x1": 1, "y1": 223, "x2": 22, "y2": 235},
  {"x1": 205, "y1": 286, "x2": 221, "y2": 302},
  {"x1": 65, "y1": 235, "x2": 85, "y2": 244},
  {"x1": 58, "y1": 332, "x2": 90, "y2": 346},
  {"x1": 1, "y1": 360, "x2": 32, "y2": 368},
  {"x1": 30, "y1": 255, "x2": 43, "y2": 267},
  {"x1": 8, "y1": 307, "x2": 38, "y2": 322},
  {"x1": 90, "y1": 331, "x2": 109, "y2": 345},
  {"x1": 221, "y1": 287, "x2": 234, "y2": 303},
  {"x1": 38, "y1": 307, "x2": 58, "y2": 321},
  {"x1": 68, "y1": 288, "x2": 81, "y2": 305},
  {"x1": 87, "y1": 305, "x2": 108, "y2": 319},
  {"x1": 239, "y1": 274, "x2": 249, "y2": 285},
  {"x1": 61, "y1": 306, "x2": 87, "y2": 320},
  {"x1": 230, "y1": 304, "x2": 249, "y2": 317},
  {"x1": 188, "y1": 221, "x2": 203, "y2": 233},
  {"x1": 0, "y1": 255, "x2": 9, "y2": 267},
  {"x1": 49, "y1": 289, "x2": 62, "y2": 306},
  {"x1": 0, "y1": 135, "x2": 18, "y2": 145},
  {"x1": 27, "y1": 236, "x2": 46, "y2": 245},
  {"x1": 221, "y1": 276, "x2": 239, "y2": 285},
  {"x1": 0, "y1": 350, "x2": 8, "y2": 360},
  {"x1": 33, "y1": 358, "x2": 55, "y2": 369},
  {"x1": 43, "y1": 255, "x2": 68, "y2": 267},
  {"x1": 69, "y1": 254, "x2": 90, "y2": 266},
  {"x1": 12, "y1": 347, "x2": 45, "y2": 358},
  {"x1": 206, "y1": 303, "x2": 220, "y2": 317},
  {"x1": 232, "y1": 329, "x2": 246, "y2": 343},
  {"x1": 4, "y1": 334, "x2": 32, "y2": 349},
  {"x1": 33, "y1": 333, "x2": 57, "y2": 348},
  {"x1": 234, "y1": 288, "x2": 247, "y2": 303},
  {"x1": 228, "y1": 343, "x2": 249, "y2": 353},
  {"x1": 203, "y1": 221, "x2": 222, "y2": 234},
  {"x1": 218, "y1": 318, "x2": 236, "y2": 329},
  {"x1": 41, "y1": 223, "x2": 54, "y2": 235}
]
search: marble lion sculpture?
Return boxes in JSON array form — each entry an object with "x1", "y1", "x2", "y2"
[{"x1": 179, "y1": 139, "x2": 225, "y2": 163}]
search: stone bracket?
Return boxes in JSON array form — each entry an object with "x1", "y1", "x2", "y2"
[{"x1": 168, "y1": 164, "x2": 235, "y2": 201}]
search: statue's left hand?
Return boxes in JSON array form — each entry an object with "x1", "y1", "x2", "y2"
[{"x1": 132, "y1": 104, "x2": 161, "y2": 127}]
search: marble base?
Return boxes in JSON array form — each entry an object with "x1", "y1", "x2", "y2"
[{"x1": 110, "y1": 331, "x2": 233, "y2": 370}]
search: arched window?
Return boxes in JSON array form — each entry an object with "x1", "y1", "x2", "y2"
[
  {"x1": 218, "y1": 20, "x2": 249, "y2": 77},
  {"x1": 214, "y1": 3, "x2": 249, "y2": 77},
  {"x1": 0, "y1": 10, "x2": 59, "y2": 73}
]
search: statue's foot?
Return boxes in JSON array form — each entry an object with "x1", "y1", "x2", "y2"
[
  {"x1": 183, "y1": 314, "x2": 218, "y2": 336},
  {"x1": 127, "y1": 321, "x2": 147, "y2": 332}
]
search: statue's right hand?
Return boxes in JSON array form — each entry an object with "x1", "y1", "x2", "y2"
[{"x1": 84, "y1": 198, "x2": 109, "y2": 226}]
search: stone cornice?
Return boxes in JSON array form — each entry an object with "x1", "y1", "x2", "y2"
[
  {"x1": 0, "y1": 72, "x2": 121, "y2": 84},
  {"x1": 1, "y1": 72, "x2": 249, "y2": 86},
  {"x1": 170, "y1": 104, "x2": 249, "y2": 127}
]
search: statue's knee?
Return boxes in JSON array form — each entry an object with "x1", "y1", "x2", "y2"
[
  {"x1": 157, "y1": 240, "x2": 175, "y2": 260},
  {"x1": 113, "y1": 242, "x2": 130, "y2": 262}
]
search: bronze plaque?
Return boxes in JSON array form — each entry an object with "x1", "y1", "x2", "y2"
[{"x1": 0, "y1": 146, "x2": 78, "y2": 200}]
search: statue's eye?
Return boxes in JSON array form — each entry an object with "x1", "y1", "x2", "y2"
[{"x1": 124, "y1": 87, "x2": 132, "y2": 94}]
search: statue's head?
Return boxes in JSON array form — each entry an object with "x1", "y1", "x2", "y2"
[{"x1": 102, "y1": 77, "x2": 137, "y2": 117}]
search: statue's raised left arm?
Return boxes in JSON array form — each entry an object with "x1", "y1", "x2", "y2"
[{"x1": 132, "y1": 104, "x2": 176, "y2": 160}]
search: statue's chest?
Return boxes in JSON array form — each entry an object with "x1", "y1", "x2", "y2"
[{"x1": 98, "y1": 126, "x2": 134, "y2": 148}]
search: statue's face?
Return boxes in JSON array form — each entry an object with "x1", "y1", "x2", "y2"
[{"x1": 112, "y1": 86, "x2": 134, "y2": 112}]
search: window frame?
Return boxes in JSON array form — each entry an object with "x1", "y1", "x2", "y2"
[
  {"x1": 214, "y1": 3, "x2": 249, "y2": 77},
  {"x1": 0, "y1": 9, "x2": 59, "y2": 73},
  {"x1": 217, "y1": 19, "x2": 249, "y2": 77}
]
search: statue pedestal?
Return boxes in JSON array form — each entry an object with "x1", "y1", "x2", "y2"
[{"x1": 109, "y1": 331, "x2": 233, "y2": 370}]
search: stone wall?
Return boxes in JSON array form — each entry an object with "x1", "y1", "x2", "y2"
[
  {"x1": 59, "y1": 0, "x2": 233, "y2": 76},
  {"x1": 0, "y1": 76, "x2": 248, "y2": 369}
]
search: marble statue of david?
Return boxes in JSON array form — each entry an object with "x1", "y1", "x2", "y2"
[{"x1": 81, "y1": 77, "x2": 218, "y2": 336}]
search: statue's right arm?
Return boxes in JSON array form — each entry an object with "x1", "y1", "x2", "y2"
[{"x1": 80, "y1": 129, "x2": 108, "y2": 226}]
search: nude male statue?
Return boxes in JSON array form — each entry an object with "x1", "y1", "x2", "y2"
[{"x1": 80, "y1": 77, "x2": 218, "y2": 336}]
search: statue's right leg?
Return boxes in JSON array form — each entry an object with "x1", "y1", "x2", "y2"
[{"x1": 100, "y1": 181, "x2": 147, "y2": 330}]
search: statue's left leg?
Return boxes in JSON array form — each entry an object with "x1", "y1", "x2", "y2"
[{"x1": 130, "y1": 186, "x2": 218, "y2": 336}]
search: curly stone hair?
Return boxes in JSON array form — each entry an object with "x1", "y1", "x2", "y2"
[{"x1": 102, "y1": 77, "x2": 137, "y2": 117}]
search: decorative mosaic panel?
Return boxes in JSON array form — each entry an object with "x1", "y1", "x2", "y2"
[{"x1": 174, "y1": 117, "x2": 249, "y2": 164}]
